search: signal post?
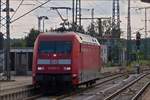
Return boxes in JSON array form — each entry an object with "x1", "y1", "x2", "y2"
[{"x1": 135, "y1": 32, "x2": 141, "y2": 74}]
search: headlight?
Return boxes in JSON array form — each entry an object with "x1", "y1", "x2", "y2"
[
  {"x1": 37, "y1": 66, "x2": 44, "y2": 70},
  {"x1": 64, "y1": 66, "x2": 71, "y2": 71},
  {"x1": 72, "y1": 74, "x2": 77, "y2": 77}
]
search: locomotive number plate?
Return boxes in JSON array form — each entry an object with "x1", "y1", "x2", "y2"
[{"x1": 51, "y1": 59, "x2": 58, "y2": 64}]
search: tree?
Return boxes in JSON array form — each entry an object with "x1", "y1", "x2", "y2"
[
  {"x1": 86, "y1": 25, "x2": 98, "y2": 36},
  {"x1": 86, "y1": 19, "x2": 112, "y2": 37},
  {"x1": 102, "y1": 19, "x2": 111, "y2": 35},
  {"x1": 25, "y1": 29, "x2": 40, "y2": 47},
  {"x1": 11, "y1": 39, "x2": 26, "y2": 47}
]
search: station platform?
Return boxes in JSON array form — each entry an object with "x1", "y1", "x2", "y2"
[{"x1": 0, "y1": 76, "x2": 32, "y2": 90}]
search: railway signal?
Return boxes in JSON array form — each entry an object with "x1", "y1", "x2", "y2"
[{"x1": 136, "y1": 32, "x2": 141, "y2": 50}]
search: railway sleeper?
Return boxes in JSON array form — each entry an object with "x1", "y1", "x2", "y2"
[{"x1": 100, "y1": 75, "x2": 138, "y2": 96}]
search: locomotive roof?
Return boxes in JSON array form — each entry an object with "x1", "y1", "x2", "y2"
[
  {"x1": 76, "y1": 32, "x2": 100, "y2": 45},
  {"x1": 42, "y1": 31, "x2": 100, "y2": 45}
]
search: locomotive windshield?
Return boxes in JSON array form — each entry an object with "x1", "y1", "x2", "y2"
[{"x1": 39, "y1": 41, "x2": 72, "y2": 53}]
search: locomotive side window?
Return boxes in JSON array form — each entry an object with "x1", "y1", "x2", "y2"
[{"x1": 39, "y1": 41, "x2": 72, "y2": 53}]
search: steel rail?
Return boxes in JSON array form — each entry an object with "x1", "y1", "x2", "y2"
[
  {"x1": 55, "y1": 74, "x2": 124, "y2": 100},
  {"x1": 104, "y1": 73, "x2": 149, "y2": 100},
  {"x1": 131, "y1": 81, "x2": 150, "y2": 100},
  {"x1": 94, "y1": 74, "x2": 124, "y2": 87},
  {"x1": 24, "y1": 94, "x2": 42, "y2": 100},
  {"x1": 0, "y1": 71, "x2": 123, "y2": 100},
  {"x1": 27, "y1": 73, "x2": 123, "y2": 100}
]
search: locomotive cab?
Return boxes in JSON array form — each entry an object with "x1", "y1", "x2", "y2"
[{"x1": 35, "y1": 41, "x2": 73, "y2": 87}]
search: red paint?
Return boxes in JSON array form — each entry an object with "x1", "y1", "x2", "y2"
[{"x1": 32, "y1": 32, "x2": 102, "y2": 86}]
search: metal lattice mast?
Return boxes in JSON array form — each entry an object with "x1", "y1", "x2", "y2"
[
  {"x1": 75, "y1": 0, "x2": 81, "y2": 27},
  {"x1": 1, "y1": 0, "x2": 7, "y2": 33},
  {"x1": 72, "y1": 0, "x2": 82, "y2": 31},
  {"x1": 0, "y1": 0, "x2": 11, "y2": 80},
  {"x1": 72, "y1": 0, "x2": 75, "y2": 30},
  {"x1": 117, "y1": 0, "x2": 120, "y2": 29},
  {"x1": 127, "y1": 0, "x2": 131, "y2": 40},
  {"x1": 74, "y1": 0, "x2": 81, "y2": 31},
  {"x1": 112, "y1": 0, "x2": 120, "y2": 29},
  {"x1": 0, "y1": 0, "x2": 2, "y2": 74},
  {"x1": 0, "y1": 0, "x2": 6, "y2": 74},
  {"x1": 111, "y1": 0, "x2": 121, "y2": 65},
  {"x1": 127, "y1": 0, "x2": 131, "y2": 65},
  {"x1": 0, "y1": 0, "x2": 1, "y2": 32},
  {"x1": 112, "y1": 0, "x2": 120, "y2": 38}
]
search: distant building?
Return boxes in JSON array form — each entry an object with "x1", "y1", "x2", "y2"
[{"x1": 101, "y1": 45, "x2": 108, "y2": 64}]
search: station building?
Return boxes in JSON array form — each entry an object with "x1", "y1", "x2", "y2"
[{"x1": 10, "y1": 48, "x2": 33, "y2": 75}]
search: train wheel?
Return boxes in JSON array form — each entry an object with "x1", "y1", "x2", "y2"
[{"x1": 86, "y1": 82, "x2": 90, "y2": 88}]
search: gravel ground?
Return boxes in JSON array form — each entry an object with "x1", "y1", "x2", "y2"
[{"x1": 142, "y1": 87, "x2": 150, "y2": 100}]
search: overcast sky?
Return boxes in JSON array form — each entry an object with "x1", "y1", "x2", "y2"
[{"x1": 2, "y1": 0, "x2": 150, "y2": 39}]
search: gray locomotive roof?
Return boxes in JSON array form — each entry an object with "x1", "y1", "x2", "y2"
[{"x1": 44, "y1": 31, "x2": 100, "y2": 45}]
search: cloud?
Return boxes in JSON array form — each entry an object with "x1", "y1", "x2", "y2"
[{"x1": 3, "y1": 0, "x2": 150, "y2": 38}]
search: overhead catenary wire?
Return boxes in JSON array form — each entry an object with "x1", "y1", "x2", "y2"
[
  {"x1": 10, "y1": 0, "x2": 51, "y2": 24},
  {"x1": 2, "y1": 0, "x2": 50, "y2": 37},
  {"x1": 8, "y1": 0, "x2": 148, "y2": 36},
  {"x1": 10, "y1": 0, "x2": 24, "y2": 20}
]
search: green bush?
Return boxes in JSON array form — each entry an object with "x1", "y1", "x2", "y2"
[{"x1": 130, "y1": 60, "x2": 150, "y2": 67}]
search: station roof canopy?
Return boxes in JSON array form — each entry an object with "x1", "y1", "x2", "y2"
[{"x1": 141, "y1": 0, "x2": 150, "y2": 3}]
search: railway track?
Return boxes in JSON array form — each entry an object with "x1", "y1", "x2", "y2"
[
  {"x1": 5, "y1": 71, "x2": 150, "y2": 100},
  {"x1": 25, "y1": 70, "x2": 150, "y2": 100},
  {"x1": 104, "y1": 73, "x2": 150, "y2": 100},
  {"x1": 61, "y1": 73, "x2": 128, "y2": 100},
  {"x1": 22, "y1": 72, "x2": 122, "y2": 100},
  {"x1": 34, "y1": 73, "x2": 126, "y2": 100},
  {"x1": 131, "y1": 81, "x2": 150, "y2": 100},
  {"x1": 16, "y1": 70, "x2": 150, "y2": 100},
  {"x1": 24, "y1": 72, "x2": 121, "y2": 99},
  {"x1": 24, "y1": 68, "x2": 150, "y2": 100}
]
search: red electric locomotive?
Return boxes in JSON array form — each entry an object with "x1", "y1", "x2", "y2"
[{"x1": 32, "y1": 31, "x2": 102, "y2": 89}]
